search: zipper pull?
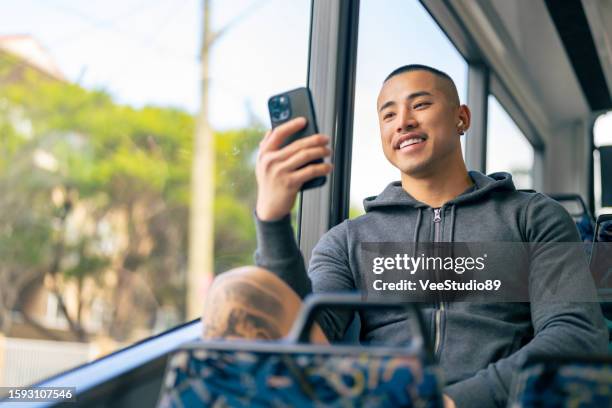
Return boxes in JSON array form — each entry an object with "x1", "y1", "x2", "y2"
[{"x1": 433, "y1": 208, "x2": 441, "y2": 223}]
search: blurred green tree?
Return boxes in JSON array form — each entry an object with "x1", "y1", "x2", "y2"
[{"x1": 0, "y1": 53, "x2": 261, "y2": 342}]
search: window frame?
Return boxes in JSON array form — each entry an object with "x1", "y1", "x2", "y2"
[
  {"x1": 297, "y1": 0, "x2": 360, "y2": 262},
  {"x1": 590, "y1": 109, "x2": 612, "y2": 214}
]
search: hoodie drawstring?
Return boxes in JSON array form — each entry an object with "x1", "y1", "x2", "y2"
[
  {"x1": 413, "y1": 208, "x2": 423, "y2": 243},
  {"x1": 412, "y1": 208, "x2": 423, "y2": 257},
  {"x1": 449, "y1": 204, "x2": 457, "y2": 242}
]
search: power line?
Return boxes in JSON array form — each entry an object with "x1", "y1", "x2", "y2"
[
  {"x1": 45, "y1": 0, "x2": 169, "y2": 48},
  {"x1": 32, "y1": 0, "x2": 198, "y2": 63},
  {"x1": 102, "y1": 0, "x2": 194, "y2": 87}
]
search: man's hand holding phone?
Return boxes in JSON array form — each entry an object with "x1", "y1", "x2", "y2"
[{"x1": 255, "y1": 117, "x2": 332, "y2": 221}]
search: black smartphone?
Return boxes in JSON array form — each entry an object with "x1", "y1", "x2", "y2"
[{"x1": 268, "y1": 87, "x2": 326, "y2": 190}]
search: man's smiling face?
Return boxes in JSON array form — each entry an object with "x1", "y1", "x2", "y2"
[{"x1": 377, "y1": 70, "x2": 464, "y2": 177}]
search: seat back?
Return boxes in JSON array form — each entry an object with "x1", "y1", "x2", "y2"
[
  {"x1": 548, "y1": 193, "x2": 595, "y2": 242},
  {"x1": 594, "y1": 214, "x2": 612, "y2": 243},
  {"x1": 509, "y1": 355, "x2": 612, "y2": 408},
  {"x1": 592, "y1": 215, "x2": 612, "y2": 350},
  {"x1": 592, "y1": 215, "x2": 612, "y2": 288},
  {"x1": 157, "y1": 294, "x2": 442, "y2": 408}
]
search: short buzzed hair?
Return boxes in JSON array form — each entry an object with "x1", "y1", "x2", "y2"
[
  {"x1": 384, "y1": 64, "x2": 454, "y2": 84},
  {"x1": 383, "y1": 64, "x2": 460, "y2": 106}
]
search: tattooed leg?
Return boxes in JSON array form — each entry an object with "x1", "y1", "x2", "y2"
[{"x1": 201, "y1": 266, "x2": 328, "y2": 343}]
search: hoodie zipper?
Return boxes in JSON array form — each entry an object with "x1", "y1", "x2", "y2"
[{"x1": 432, "y1": 208, "x2": 444, "y2": 357}]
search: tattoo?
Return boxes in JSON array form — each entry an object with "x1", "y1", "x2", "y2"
[
  {"x1": 225, "y1": 308, "x2": 282, "y2": 339},
  {"x1": 202, "y1": 276, "x2": 285, "y2": 340},
  {"x1": 227, "y1": 281, "x2": 284, "y2": 313}
]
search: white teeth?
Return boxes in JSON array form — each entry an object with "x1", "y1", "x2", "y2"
[{"x1": 399, "y1": 137, "x2": 424, "y2": 149}]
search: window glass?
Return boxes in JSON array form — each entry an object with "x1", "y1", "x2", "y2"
[
  {"x1": 0, "y1": 0, "x2": 310, "y2": 387},
  {"x1": 349, "y1": 0, "x2": 468, "y2": 218},
  {"x1": 593, "y1": 111, "x2": 612, "y2": 215},
  {"x1": 486, "y1": 95, "x2": 534, "y2": 189}
]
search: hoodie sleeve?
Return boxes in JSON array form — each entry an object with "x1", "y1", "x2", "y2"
[
  {"x1": 444, "y1": 193, "x2": 608, "y2": 408},
  {"x1": 254, "y1": 215, "x2": 356, "y2": 341},
  {"x1": 307, "y1": 220, "x2": 356, "y2": 342},
  {"x1": 254, "y1": 213, "x2": 312, "y2": 299}
]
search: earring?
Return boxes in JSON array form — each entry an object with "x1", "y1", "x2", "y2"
[{"x1": 457, "y1": 120, "x2": 464, "y2": 135}]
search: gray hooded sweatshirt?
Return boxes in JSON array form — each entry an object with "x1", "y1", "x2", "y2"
[{"x1": 254, "y1": 171, "x2": 607, "y2": 407}]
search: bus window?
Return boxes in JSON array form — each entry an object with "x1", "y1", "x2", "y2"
[
  {"x1": 0, "y1": 0, "x2": 311, "y2": 388},
  {"x1": 486, "y1": 95, "x2": 534, "y2": 189},
  {"x1": 594, "y1": 111, "x2": 612, "y2": 215},
  {"x1": 348, "y1": 0, "x2": 468, "y2": 218}
]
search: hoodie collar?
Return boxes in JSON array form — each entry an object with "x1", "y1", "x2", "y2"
[{"x1": 363, "y1": 171, "x2": 516, "y2": 212}]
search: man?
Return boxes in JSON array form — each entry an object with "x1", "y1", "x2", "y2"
[{"x1": 202, "y1": 65, "x2": 607, "y2": 407}]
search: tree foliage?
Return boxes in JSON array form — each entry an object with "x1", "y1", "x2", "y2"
[{"x1": 0, "y1": 53, "x2": 260, "y2": 342}]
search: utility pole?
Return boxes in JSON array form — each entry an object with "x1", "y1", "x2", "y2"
[
  {"x1": 188, "y1": 0, "x2": 214, "y2": 320},
  {"x1": 188, "y1": 0, "x2": 264, "y2": 319}
]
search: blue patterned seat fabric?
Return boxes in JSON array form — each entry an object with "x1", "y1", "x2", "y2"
[
  {"x1": 599, "y1": 220, "x2": 612, "y2": 243},
  {"x1": 577, "y1": 214, "x2": 595, "y2": 242},
  {"x1": 157, "y1": 346, "x2": 442, "y2": 407},
  {"x1": 510, "y1": 360, "x2": 612, "y2": 408}
]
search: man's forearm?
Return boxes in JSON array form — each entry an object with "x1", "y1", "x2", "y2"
[
  {"x1": 444, "y1": 302, "x2": 607, "y2": 407},
  {"x1": 254, "y1": 213, "x2": 312, "y2": 298}
]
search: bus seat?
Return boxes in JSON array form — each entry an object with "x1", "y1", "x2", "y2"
[
  {"x1": 593, "y1": 215, "x2": 612, "y2": 351},
  {"x1": 598, "y1": 220, "x2": 612, "y2": 242},
  {"x1": 157, "y1": 294, "x2": 442, "y2": 407},
  {"x1": 509, "y1": 356, "x2": 612, "y2": 408},
  {"x1": 577, "y1": 214, "x2": 595, "y2": 242},
  {"x1": 548, "y1": 193, "x2": 595, "y2": 242}
]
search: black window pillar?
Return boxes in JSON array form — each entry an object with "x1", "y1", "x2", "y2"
[
  {"x1": 298, "y1": 0, "x2": 359, "y2": 263},
  {"x1": 465, "y1": 63, "x2": 490, "y2": 172}
]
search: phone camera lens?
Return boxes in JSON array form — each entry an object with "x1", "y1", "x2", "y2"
[{"x1": 269, "y1": 94, "x2": 291, "y2": 123}]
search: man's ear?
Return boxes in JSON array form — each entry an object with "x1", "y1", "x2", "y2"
[{"x1": 457, "y1": 105, "x2": 471, "y2": 134}]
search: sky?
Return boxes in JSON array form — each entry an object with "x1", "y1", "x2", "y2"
[
  {"x1": 1, "y1": 0, "x2": 610, "y2": 209},
  {"x1": 0, "y1": 0, "x2": 311, "y2": 123}
]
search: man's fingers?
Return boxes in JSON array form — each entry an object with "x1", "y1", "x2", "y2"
[
  {"x1": 261, "y1": 117, "x2": 307, "y2": 152},
  {"x1": 280, "y1": 133, "x2": 329, "y2": 157},
  {"x1": 280, "y1": 146, "x2": 331, "y2": 171},
  {"x1": 290, "y1": 162, "x2": 333, "y2": 187}
]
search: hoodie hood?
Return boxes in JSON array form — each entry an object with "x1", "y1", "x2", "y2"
[{"x1": 363, "y1": 171, "x2": 516, "y2": 212}]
